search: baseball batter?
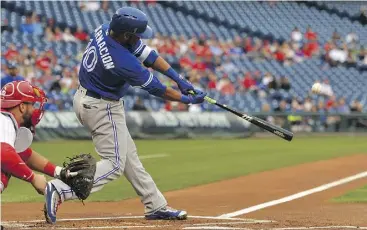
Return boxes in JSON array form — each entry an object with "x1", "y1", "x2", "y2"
[{"x1": 44, "y1": 7, "x2": 206, "y2": 224}]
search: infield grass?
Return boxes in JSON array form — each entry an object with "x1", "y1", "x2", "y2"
[
  {"x1": 2, "y1": 136, "x2": 366, "y2": 202},
  {"x1": 332, "y1": 185, "x2": 367, "y2": 203}
]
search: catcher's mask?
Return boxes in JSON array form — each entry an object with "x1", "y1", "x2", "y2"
[{"x1": 1, "y1": 80, "x2": 47, "y2": 132}]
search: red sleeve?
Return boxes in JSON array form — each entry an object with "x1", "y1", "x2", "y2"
[
  {"x1": 18, "y1": 147, "x2": 33, "y2": 162},
  {"x1": 1, "y1": 143, "x2": 34, "y2": 183}
]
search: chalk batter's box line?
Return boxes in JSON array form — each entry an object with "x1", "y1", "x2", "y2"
[{"x1": 2, "y1": 215, "x2": 271, "y2": 224}]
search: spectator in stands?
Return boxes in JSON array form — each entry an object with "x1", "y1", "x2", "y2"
[
  {"x1": 321, "y1": 79, "x2": 334, "y2": 97},
  {"x1": 260, "y1": 40, "x2": 272, "y2": 60},
  {"x1": 356, "y1": 6, "x2": 367, "y2": 25},
  {"x1": 345, "y1": 31, "x2": 359, "y2": 45},
  {"x1": 178, "y1": 35, "x2": 189, "y2": 56},
  {"x1": 217, "y1": 58, "x2": 238, "y2": 73},
  {"x1": 62, "y1": 28, "x2": 77, "y2": 42},
  {"x1": 192, "y1": 57, "x2": 207, "y2": 72},
  {"x1": 216, "y1": 74, "x2": 235, "y2": 95},
  {"x1": 293, "y1": 45, "x2": 304, "y2": 63},
  {"x1": 350, "y1": 100, "x2": 363, "y2": 112},
  {"x1": 262, "y1": 72, "x2": 274, "y2": 89},
  {"x1": 283, "y1": 42, "x2": 295, "y2": 65},
  {"x1": 242, "y1": 72, "x2": 257, "y2": 92},
  {"x1": 32, "y1": 13, "x2": 44, "y2": 36},
  {"x1": 279, "y1": 76, "x2": 291, "y2": 91},
  {"x1": 326, "y1": 95, "x2": 337, "y2": 111},
  {"x1": 273, "y1": 43, "x2": 286, "y2": 62},
  {"x1": 328, "y1": 45, "x2": 348, "y2": 66},
  {"x1": 4, "y1": 43, "x2": 19, "y2": 62},
  {"x1": 35, "y1": 50, "x2": 56, "y2": 72},
  {"x1": 18, "y1": 45, "x2": 34, "y2": 79},
  {"x1": 1, "y1": 63, "x2": 25, "y2": 88},
  {"x1": 74, "y1": 27, "x2": 89, "y2": 42},
  {"x1": 336, "y1": 98, "x2": 350, "y2": 114},
  {"x1": 206, "y1": 71, "x2": 217, "y2": 90},
  {"x1": 20, "y1": 15, "x2": 35, "y2": 34},
  {"x1": 79, "y1": 1, "x2": 100, "y2": 11},
  {"x1": 305, "y1": 26, "x2": 317, "y2": 41},
  {"x1": 179, "y1": 54, "x2": 192, "y2": 70},
  {"x1": 59, "y1": 68, "x2": 74, "y2": 94},
  {"x1": 291, "y1": 27, "x2": 302, "y2": 44},
  {"x1": 101, "y1": 1, "x2": 109, "y2": 12},
  {"x1": 54, "y1": 27, "x2": 63, "y2": 41},
  {"x1": 34, "y1": 68, "x2": 54, "y2": 90},
  {"x1": 303, "y1": 97, "x2": 313, "y2": 112},
  {"x1": 45, "y1": 26, "x2": 55, "y2": 42},
  {"x1": 303, "y1": 39, "x2": 319, "y2": 58},
  {"x1": 209, "y1": 39, "x2": 223, "y2": 57}
]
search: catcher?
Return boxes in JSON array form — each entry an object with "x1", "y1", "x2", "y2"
[
  {"x1": 0, "y1": 81, "x2": 70, "y2": 194},
  {"x1": 1, "y1": 81, "x2": 97, "y2": 228}
]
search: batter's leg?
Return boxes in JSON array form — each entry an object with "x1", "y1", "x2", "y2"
[
  {"x1": 49, "y1": 89, "x2": 128, "y2": 201},
  {"x1": 123, "y1": 130, "x2": 167, "y2": 215}
]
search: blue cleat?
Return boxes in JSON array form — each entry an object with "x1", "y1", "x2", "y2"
[
  {"x1": 43, "y1": 183, "x2": 61, "y2": 224},
  {"x1": 145, "y1": 206, "x2": 187, "y2": 220}
]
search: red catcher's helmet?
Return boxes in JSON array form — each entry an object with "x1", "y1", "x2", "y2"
[{"x1": 1, "y1": 80, "x2": 47, "y2": 127}]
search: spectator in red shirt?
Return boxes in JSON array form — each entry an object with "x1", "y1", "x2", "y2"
[
  {"x1": 274, "y1": 48, "x2": 286, "y2": 62},
  {"x1": 179, "y1": 55, "x2": 192, "y2": 69},
  {"x1": 305, "y1": 26, "x2": 317, "y2": 41},
  {"x1": 207, "y1": 72, "x2": 217, "y2": 89},
  {"x1": 244, "y1": 37, "x2": 254, "y2": 53},
  {"x1": 189, "y1": 37, "x2": 199, "y2": 54},
  {"x1": 35, "y1": 52, "x2": 53, "y2": 72},
  {"x1": 242, "y1": 72, "x2": 256, "y2": 91},
  {"x1": 192, "y1": 57, "x2": 207, "y2": 72},
  {"x1": 217, "y1": 74, "x2": 235, "y2": 95},
  {"x1": 303, "y1": 41, "x2": 319, "y2": 58},
  {"x1": 4, "y1": 43, "x2": 19, "y2": 61},
  {"x1": 326, "y1": 95, "x2": 336, "y2": 110},
  {"x1": 324, "y1": 40, "x2": 333, "y2": 53},
  {"x1": 54, "y1": 27, "x2": 62, "y2": 41},
  {"x1": 74, "y1": 27, "x2": 89, "y2": 42}
]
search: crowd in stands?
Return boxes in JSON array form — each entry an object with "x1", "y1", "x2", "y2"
[{"x1": 1, "y1": 3, "x2": 366, "y2": 118}]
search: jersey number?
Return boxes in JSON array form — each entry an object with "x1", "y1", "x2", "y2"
[{"x1": 82, "y1": 45, "x2": 98, "y2": 72}]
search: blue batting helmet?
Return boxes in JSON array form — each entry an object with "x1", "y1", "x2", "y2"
[{"x1": 109, "y1": 7, "x2": 153, "y2": 39}]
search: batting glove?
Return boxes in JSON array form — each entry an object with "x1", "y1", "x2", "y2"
[
  {"x1": 177, "y1": 76, "x2": 195, "y2": 95},
  {"x1": 180, "y1": 89, "x2": 207, "y2": 104}
]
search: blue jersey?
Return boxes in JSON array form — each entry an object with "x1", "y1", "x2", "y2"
[
  {"x1": 78, "y1": 24, "x2": 166, "y2": 100},
  {"x1": 1, "y1": 75, "x2": 25, "y2": 88}
]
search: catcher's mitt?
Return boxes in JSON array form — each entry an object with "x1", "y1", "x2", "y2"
[{"x1": 60, "y1": 153, "x2": 96, "y2": 201}]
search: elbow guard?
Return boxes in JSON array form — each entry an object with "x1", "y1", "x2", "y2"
[{"x1": 142, "y1": 50, "x2": 159, "y2": 67}]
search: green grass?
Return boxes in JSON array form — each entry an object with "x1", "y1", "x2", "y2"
[
  {"x1": 2, "y1": 136, "x2": 366, "y2": 203},
  {"x1": 332, "y1": 185, "x2": 367, "y2": 203}
]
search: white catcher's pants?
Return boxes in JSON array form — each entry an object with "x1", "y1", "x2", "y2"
[{"x1": 49, "y1": 86, "x2": 167, "y2": 214}]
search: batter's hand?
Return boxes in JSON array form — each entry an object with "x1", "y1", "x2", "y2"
[
  {"x1": 31, "y1": 173, "x2": 47, "y2": 195},
  {"x1": 181, "y1": 89, "x2": 207, "y2": 104},
  {"x1": 177, "y1": 75, "x2": 195, "y2": 95}
]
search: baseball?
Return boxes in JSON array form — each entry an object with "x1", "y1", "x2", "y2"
[{"x1": 311, "y1": 82, "x2": 322, "y2": 94}]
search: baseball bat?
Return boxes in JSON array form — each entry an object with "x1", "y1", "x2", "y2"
[{"x1": 189, "y1": 91, "x2": 294, "y2": 141}]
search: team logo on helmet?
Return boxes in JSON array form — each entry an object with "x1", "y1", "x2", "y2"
[{"x1": 1, "y1": 89, "x2": 6, "y2": 97}]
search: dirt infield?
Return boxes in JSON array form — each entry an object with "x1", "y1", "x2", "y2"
[{"x1": 2, "y1": 154, "x2": 367, "y2": 229}]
